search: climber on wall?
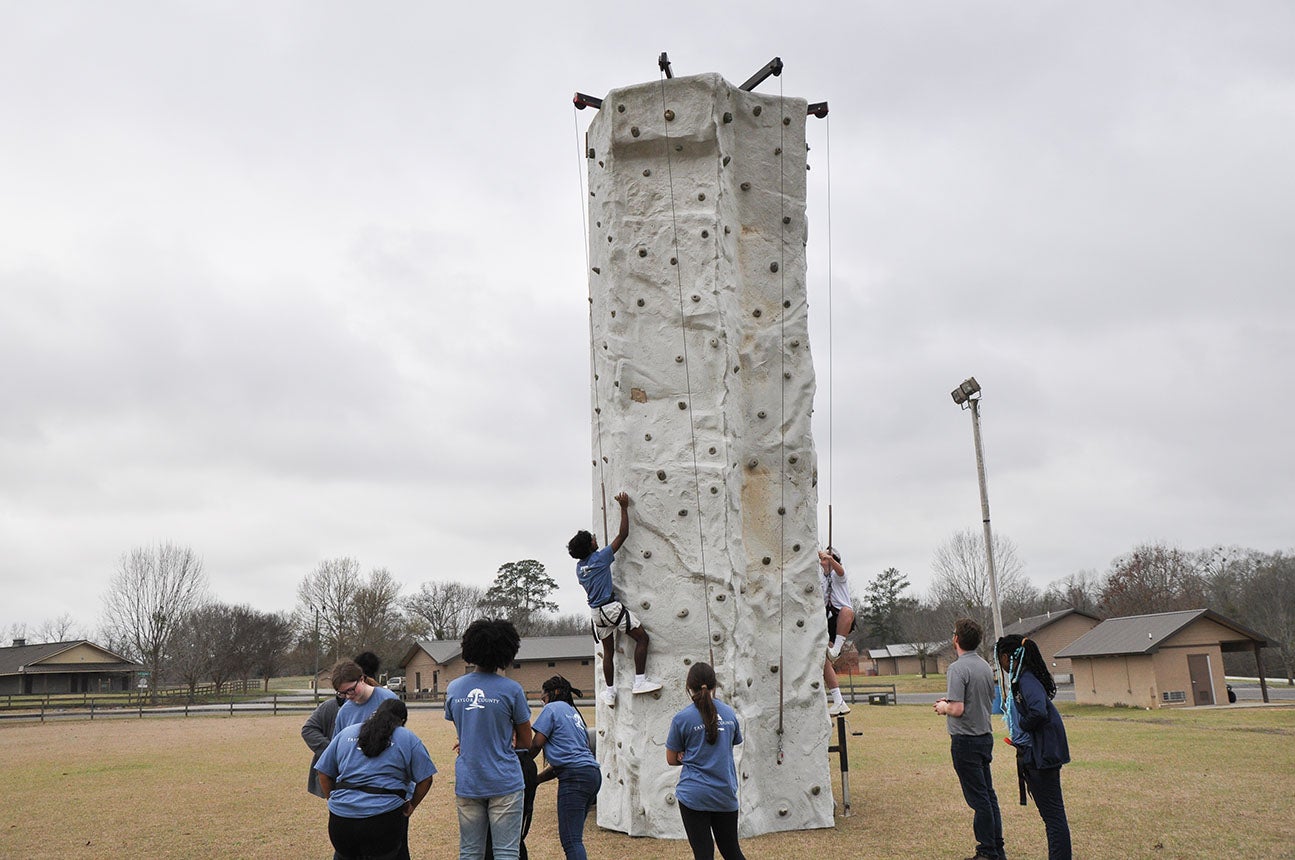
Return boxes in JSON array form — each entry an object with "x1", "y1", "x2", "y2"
[
  {"x1": 567, "y1": 491, "x2": 662, "y2": 706},
  {"x1": 820, "y1": 547, "x2": 856, "y2": 717}
]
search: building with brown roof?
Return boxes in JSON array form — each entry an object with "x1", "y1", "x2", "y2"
[
  {"x1": 1002, "y1": 608, "x2": 1102, "y2": 680},
  {"x1": 0, "y1": 640, "x2": 140, "y2": 695},
  {"x1": 398, "y1": 635, "x2": 598, "y2": 697},
  {"x1": 1056, "y1": 609, "x2": 1271, "y2": 708}
]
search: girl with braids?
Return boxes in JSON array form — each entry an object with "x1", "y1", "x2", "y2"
[
  {"x1": 996, "y1": 634, "x2": 1072, "y2": 860},
  {"x1": 530, "y1": 675, "x2": 601, "y2": 860},
  {"x1": 665, "y1": 662, "x2": 747, "y2": 860},
  {"x1": 315, "y1": 699, "x2": 437, "y2": 860}
]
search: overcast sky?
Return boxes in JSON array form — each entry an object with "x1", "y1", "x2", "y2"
[{"x1": 3, "y1": 2, "x2": 1292, "y2": 640}]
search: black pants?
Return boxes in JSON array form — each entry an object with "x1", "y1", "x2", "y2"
[
  {"x1": 1023, "y1": 764, "x2": 1071, "y2": 860},
  {"x1": 327, "y1": 806, "x2": 409, "y2": 860},
  {"x1": 678, "y1": 802, "x2": 745, "y2": 860},
  {"x1": 484, "y1": 748, "x2": 538, "y2": 860}
]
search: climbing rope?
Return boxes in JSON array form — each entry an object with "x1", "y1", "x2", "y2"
[
  {"x1": 823, "y1": 113, "x2": 835, "y2": 549},
  {"x1": 657, "y1": 72, "x2": 717, "y2": 668},
  {"x1": 573, "y1": 106, "x2": 610, "y2": 544},
  {"x1": 776, "y1": 73, "x2": 788, "y2": 763}
]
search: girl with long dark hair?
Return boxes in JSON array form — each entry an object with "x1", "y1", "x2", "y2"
[
  {"x1": 315, "y1": 698, "x2": 437, "y2": 860},
  {"x1": 531, "y1": 675, "x2": 601, "y2": 860},
  {"x1": 665, "y1": 662, "x2": 747, "y2": 860},
  {"x1": 996, "y1": 634, "x2": 1072, "y2": 860}
]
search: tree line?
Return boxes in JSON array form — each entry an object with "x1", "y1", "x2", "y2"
[{"x1": 854, "y1": 529, "x2": 1295, "y2": 684}]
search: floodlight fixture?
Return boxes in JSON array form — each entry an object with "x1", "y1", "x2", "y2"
[{"x1": 950, "y1": 376, "x2": 981, "y2": 407}]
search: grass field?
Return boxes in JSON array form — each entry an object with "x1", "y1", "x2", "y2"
[{"x1": 2, "y1": 701, "x2": 1292, "y2": 859}]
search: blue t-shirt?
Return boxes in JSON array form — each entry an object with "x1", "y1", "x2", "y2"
[
  {"x1": 334, "y1": 685, "x2": 399, "y2": 737},
  {"x1": 315, "y1": 724, "x2": 437, "y2": 819},
  {"x1": 533, "y1": 700, "x2": 598, "y2": 770},
  {"x1": 576, "y1": 545, "x2": 615, "y2": 608},
  {"x1": 666, "y1": 700, "x2": 743, "y2": 812},
  {"x1": 444, "y1": 671, "x2": 532, "y2": 798}
]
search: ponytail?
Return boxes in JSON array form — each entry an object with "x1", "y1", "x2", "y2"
[
  {"x1": 358, "y1": 699, "x2": 407, "y2": 757},
  {"x1": 687, "y1": 662, "x2": 720, "y2": 744}
]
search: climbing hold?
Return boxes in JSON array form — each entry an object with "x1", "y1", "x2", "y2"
[
  {"x1": 643, "y1": 550, "x2": 651, "y2": 559},
  {"x1": 678, "y1": 509, "x2": 688, "y2": 517},
  {"x1": 617, "y1": 104, "x2": 625, "y2": 113},
  {"x1": 666, "y1": 793, "x2": 676, "y2": 805},
  {"x1": 793, "y1": 543, "x2": 801, "y2": 552},
  {"x1": 587, "y1": 148, "x2": 595, "y2": 158},
  {"x1": 722, "y1": 156, "x2": 730, "y2": 167},
  {"x1": 645, "y1": 433, "x2": 652, "y2": 441},
  {"x1": 716, "y1": 593, "x2": 726, "y2": 602},
  {"x1": 670, "y1": 257, "x2": 677, "y2": 266},
  {"x1": 791, "y1": 339, "x2": 800, "y2": 348},
  {"x1": 777, "y1": 506, "x2": 785, "y2": 514},
  {"x1": 675, "y1": 144, "x2": 682, "y2": 151},
  {"x1": 770, "y1": 262, "x2": 780, "y2": 273},
  {"x1": 762, "y1": 557, "x2": 771, "y2": 565},
  {"x1": 712, "y1": 633, "x2": 722, "y2": 643},
  {"x1": 677, "y1": 608, "x2": 689, "y2": 618},
  {"x1": 784, "y1": 371, "x2": 792, "y2": 379},
  {"x1": 664, "y1": 109, "x2": 675, "y2": 121},
  {"x1": 710, "y1": 486, "x2": 718, "y2": 494},
  {"x1": 643, "y1": 168, "x2": 652, "y2": 177},
  {"x1": 723, "y1": 225, "x2": 731, "y2": 234},
  {"x1": 778, "y1": 808, "x2": 788, "y2": 817},
  {"x1": 753, "y1": 105, "x2": 762, "y2": 116},
  {"x1": 698, "y1": 192, "x2": 706, "y2": 201},
  {"x1": 753, "y1": 309, "x2": 762, "y2": 318},
  {"x1": 788, "y1": 454, "x2": 799, "y2": 464},
  {"x1": 782, "y1": 216, "x2": 791, "y2": 225},
  {"x1": 741, "y1": 182, "x2": 751, "y2": 191},
  {"x1": 796, "y1": 619, "x2": 804, "y2": 628},
  {"x1": 637, "y1": 298, "x2": 645, "y2": 307},
  {"x1": 691, "y1": 294, "x2": 700, "y2": 302},
  {"x1": 757, "y1": 411, "x2": 767, "y2": 419},
  {"x1": 609, "y1": 310, "x2": 615, "y2": 318},
  {"x1": 784, "y1": 300, "x2": 791, "y2": 308},
  {"x1": 722, "y1": 112, "x2": 733, "y2": 123},
  {"x1": 783, "y1": 116, "x2": 791, "y2": 126},
  {"x1": 701, "y1": 229, "x2": 709, "y2": 238},
  {"x1": 592, "y1": 267, "x2": 601, "y2": 274},
  {"x1": 675, "y1": 355, "x2": 684, "y2": 363},
  {"x1": 747, "y1": 458, "x2": 758, "y2": 469},
  {"x1": 631, "y1": 126, "x2": 640, "y2": 137},
  {"x1": 708, "y1": 446, "x2": 717, "y2": 455},
  {"x1": 678, "y1": 401, "x2": 687, "y2": 410},
  {"x1": 607, "y1": 235, "x2": 613, "y2": 243},
  {"x1": 657, "y1": 470, "x2": 667, "y2": 481},
  {"x1": 775, "y1": 147, "x2": 782, "y2": 155},
  {"x1": 638, "y1": 248, "x2": 647, "y2": 257},
  {"x1": 811, "y1": 786, "x2": 821, "y2": 796},
  {"x1": 746, "y1": 678, "x2": 753, "y2": 687},
  {"x1": 641, "y1": 600, "x2": 650, "y2": 610},
  {"x1": 708, "y1": 337, "x2": 717, "y2": 346},
  {"x1": 769, "y1": 664, "x2": 778, "y2": 673}
]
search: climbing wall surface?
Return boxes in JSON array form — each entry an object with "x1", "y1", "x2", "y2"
[{"x1": 583, "y1": 72, "x2": 835, "y2": 838}]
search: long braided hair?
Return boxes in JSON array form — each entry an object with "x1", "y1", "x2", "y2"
[
  {"x1": 996, "y1": 633, "x2": 1057, "y2": 744},
  {"x1": 541, "y1": 674, "x2": 583, "y2": 706},
  {"x1": 687, "y1": 662, "x2": 720, "y2": 744}
]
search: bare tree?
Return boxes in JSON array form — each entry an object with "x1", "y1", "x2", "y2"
[
  {"x1": 1097, "y1": 542, "x2": 1206, "y2": 618},
  {"x1": 405, "y1": 580, "x2": 485, "y2": 640},
  {"x1": 34, "y1": 613, "x2": 83, "y2": 644},
  {"x1": 296, "y1": 557, "x2": 362, "y2": 664},
  {"x1": 1239, "y1": 552, "x2": 1295, "y2": 685},
  {"x1": 7, "y1": 623, "x2": 29, "y2": 646},
  {"x1": 1040, "y1": 570, "x2": 1103, "y2": 615},
  {"x1": 352, "y1": 567, "x2": 408, "y2": 672},
  {"x1": 101, "y1": 542, "x2": 208, "y2": 700},
  {"x1": 527, "y1": 612, "x2": 592, "y2": 637},
  {"x1": 247, "y1": 610, "x2": 296, "y2": 691},
  {"x1": 930, "y1": 528, "x2": 1030, "y2": 642}
]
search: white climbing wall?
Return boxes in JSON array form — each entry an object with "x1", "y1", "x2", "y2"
[{"x1": 583, "y1": 72, "x2": 835, "y2": 839}]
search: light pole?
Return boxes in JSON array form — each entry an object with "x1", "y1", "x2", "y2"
[
  {"x1": 950, "y1": 377, "x2": 1004, "y2": 647},
  {"x1": 312, "y1": 604, "x2": 321, "y2": 699}
]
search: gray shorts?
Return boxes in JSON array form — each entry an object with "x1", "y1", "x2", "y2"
[{"x1": 591, "y1": 601, "x2": 639, "y2": 641}]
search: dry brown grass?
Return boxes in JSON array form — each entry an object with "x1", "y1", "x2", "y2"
[{"x1": 2, "y1": 702, "x2": 1293, "y2": 859}]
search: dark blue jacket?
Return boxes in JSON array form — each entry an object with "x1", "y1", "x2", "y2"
[{"x1": 1013, "y1": 670, "x2": 1070, "y2": 771}]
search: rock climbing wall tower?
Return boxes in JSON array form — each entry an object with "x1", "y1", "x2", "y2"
[{"x1": 582, "y1": 71, "x2": 835, "y2": 838}]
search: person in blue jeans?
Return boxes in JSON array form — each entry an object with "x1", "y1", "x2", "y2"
[
  {"x1": 531, "y1": 675, "x2": 601, "y2": 860},
  {"x1": 997, "y1": 634, "x2": 1072, "y2": 860},
  {"x1": 935, "y1": 618, "x2": 1005, "y2": 860},
  {"x1": 445, "y1": 619, "x2": 533, "y2": 860},
  {"x1": 315, "y1": 699, "x2": 437, "y2": 860},
  {"x1": 665, "y1": 662, "x2": 747, "y2": 860}
]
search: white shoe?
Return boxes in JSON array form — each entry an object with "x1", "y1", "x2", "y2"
[
  {"x1": 632, "y1": 678, "x2": 662, "y2": 695},
  {"x1": 828, "y1": 700, "x2": 851, "y2": 717},
  {"x1": 600, "y1": 689, "x2": 616, "y2": 707},
  {"x1": 827, "y1": 641, "x2": 843, "y2": 660}
]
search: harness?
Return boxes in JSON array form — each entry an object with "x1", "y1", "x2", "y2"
[
  {"x1": 591, "y1": 602, "x2": 632, "y2": 640},
  {"x1": 334, "y1": 780, "x2": 408, "y2": 800}
]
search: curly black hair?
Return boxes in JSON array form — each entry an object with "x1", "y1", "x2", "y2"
[
  {"x1": 358, "y1": 699, "x2": 407, "y2": 757},
  {"x1": 996, "y1": 634, "x2": 1057, "y2": 700},
  {"x1": 461, "y1": 618, "x2": 521, "y2": 672},
  {"x1": 567, "y1": 530, "x2": 595, "y2": 560},
  {"x1": 353, "y1": 651, "x2": 381, "y2": 682}
]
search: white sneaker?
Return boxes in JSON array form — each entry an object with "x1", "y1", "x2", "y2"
[
  {"x1": 600, "y1": 689, "x2": 616, "y2": 707},
  {"x1": 828, "y1": 700, "x2": 851, "y2": 717},
  {"x1": 827, "y1": 641, "x2": 843, "y2": 660},
  {"x1": 632, "y1": 678, "x2": 662, "y2": 695}
]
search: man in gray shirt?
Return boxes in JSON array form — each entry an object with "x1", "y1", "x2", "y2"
[{"x1": 934, "y1": 618, "x2": 1004, "y2": 860}]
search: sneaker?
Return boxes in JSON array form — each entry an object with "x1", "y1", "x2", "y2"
[
  {"x1": 827, "y1": 641, "x2": 843, "y2": 660},
  {"x1": 600, "y1": 689, "x2": 616, "y2": 707},
  {"x1": 828, "y1": 700, "x2": 851, "y2": 717},
  {"x1": 631, "y1": 678, "x2": 662, "y2": 695}
]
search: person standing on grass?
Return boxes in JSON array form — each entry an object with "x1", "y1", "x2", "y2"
[
  {"x1": 531, "y1": 675, "x2": 601, "y2": 860},
  {"x1": 332, "y1": 657, "x2": 400, "y2": 738},
  {"x1": 819, "y1": 547, "x2": 855, "y2": 717},
  {"x1": 567, "y1": 490, "x2": 662, "y2": 706},
  {"x1": 315, "y1": 698, "x2": 436, "y2": 860},
  {"x1": 997, "y1": 634, "x2": 1071, "y2": 860},
  {"x1": 304, "y1": 651, "x2": 383, "y2": 797},
  {"x1": 665, "y1": 662, "x2": 747, "y2": 860},
  {"x1": 445, "y1": 618, "x2": 533, "y2": 860},
  {"x1": 935, "y1": 617, "x2": 1005, "y2": 860}
]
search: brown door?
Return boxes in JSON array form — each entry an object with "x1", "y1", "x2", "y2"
[{"x1": 1187, "y1": 654, "x2": 1213, "y2": 705}]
